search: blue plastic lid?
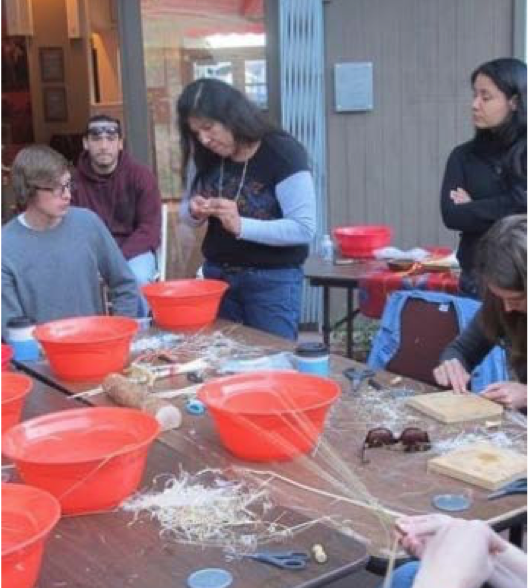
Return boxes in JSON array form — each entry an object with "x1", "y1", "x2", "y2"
[
  {"x1": 295, "y1": 342, "x2": 328, "y2": 357},
  {"x1": 432, "y1": 493, "x2": 472, "y2": 512},
  {"x1": 187, "y1": 568, "x2": 233, "y2": 588}
]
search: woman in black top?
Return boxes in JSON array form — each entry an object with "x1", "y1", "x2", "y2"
[
  {"x1": 441, "y1": 58, "x2": 526, "y2": 297},
  {"x1": 178, "y1": 79, "x2": 316, "y2": 341},
  {"x1": 433, "y1": 215, "x2": 526, "y2": 409}
]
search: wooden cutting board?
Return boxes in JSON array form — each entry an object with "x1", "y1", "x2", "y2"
[
  {"x1": 428, "y1": 442, "x2": 527, "y2": 490},
  {"x1": 407, "y1": 391, "x2": 503, "y2": 424}
]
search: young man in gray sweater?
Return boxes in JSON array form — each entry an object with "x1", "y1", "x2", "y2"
[{"x1": 2, "y1": 145, "x2": 139, "y2": 338}]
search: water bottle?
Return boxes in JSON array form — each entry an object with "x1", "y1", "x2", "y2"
[{"x1": 320, "y1": 234, "x2": 334, "y2": 262}]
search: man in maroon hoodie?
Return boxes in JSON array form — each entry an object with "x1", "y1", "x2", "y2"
[{"x1": 72, "y1": 115, "x2": 162, "y2": 317}]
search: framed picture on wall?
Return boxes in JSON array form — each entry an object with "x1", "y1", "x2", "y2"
[
  {"x1": 39, "y1": 47, "x2": 65, "y2": 83},
  {"x1": 43, "y1": 87, "x2": 68, "y2": 122}
]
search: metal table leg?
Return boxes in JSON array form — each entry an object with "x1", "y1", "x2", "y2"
[
  {"x1": 346, "y1": 287, "x2": 353, "y2": 358},
  {"x1": 322, "y1": 285, "x2": 331, "y2": 348}
]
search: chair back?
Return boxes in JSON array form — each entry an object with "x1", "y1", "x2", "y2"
[{"x1": 386, "y1": 297, "x2": 459, "y2": 385}]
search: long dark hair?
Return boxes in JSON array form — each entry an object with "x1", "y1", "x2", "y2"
[
  {"x1": 471, "y1": 58, "x2": 527, "y2": 180},
  {"x1": 177, "y1": 78, "x2": 279, "y2": 182},
  {"x1": 476, "y1": 214, "x2": 527, "y2": 380}
]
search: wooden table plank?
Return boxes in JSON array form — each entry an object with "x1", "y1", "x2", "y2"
[
  {"x1": 7, "y1": 377, "x2": 368, "y2": 588},
  {"x1": 14, "y1": 323, "x2": 527, "y2": 559}
]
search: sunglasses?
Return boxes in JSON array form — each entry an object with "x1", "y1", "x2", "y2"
[
  {"x1": 361, "y1": 426, "x2": 431, "y2": 463},
  {"x1": 87, "y1": 126, "x2": 120, "y2": 140}
]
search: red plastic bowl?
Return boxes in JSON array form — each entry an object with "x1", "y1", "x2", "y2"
[
  {"x1": 199, "y1": 371, "x2": 341, "y2": 462},
  {"x1": 2, "y1": 483, "x2": 61, "y2": 588},
  {"x1": 34, "y1": 316, "x2": 138, "y2": 382},
  {"x1": 2, "y1": 344, "x2": 13, "y2": 371},
  {"x1": 334, "y1": 225, "x2": 392, "y2": 258},
  {"x1": 142, "y1": 279, "x2": 228, "y2": 331},
  {"x1": 2, "y1": 407, "x2": 160, "y2": 514},
  {"x1": 2, "y1": 373, "x2": 33, "y2": 434}
]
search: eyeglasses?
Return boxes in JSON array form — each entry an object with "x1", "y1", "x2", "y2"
[
  {"x1": 361, "y1": 426, "x2": 431, "y2": 463},
  {"x1": 33, "y1": 179, "x2": 75, "y2": 197}
]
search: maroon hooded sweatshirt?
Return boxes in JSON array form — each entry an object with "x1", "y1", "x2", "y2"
[{"x1": 73, "y1": 151, "x2": 161, "y2": 260}]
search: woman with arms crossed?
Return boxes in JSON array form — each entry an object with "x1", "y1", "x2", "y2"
[{"x1": 441, "y1": 58, "x2": 526, "y2": 297}]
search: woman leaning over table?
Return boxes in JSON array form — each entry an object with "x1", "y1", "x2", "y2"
[
  {"x1": 178, "y1": 78, "x2": 316, "y2": 341},
  {"x1": 440, "y1": 58, "x2": 526, "y2": 297},
  {"x1": 433, "y1": 214, "x2": 527, "y2": 409}
]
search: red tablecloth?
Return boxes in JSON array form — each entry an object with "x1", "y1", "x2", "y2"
[{"x1": 358, "y1": 269, "x2": 460, "y2": 319}]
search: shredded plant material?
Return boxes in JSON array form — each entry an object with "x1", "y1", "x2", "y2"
[{"x1": 122, "y1": 469, "x2": 297, "y2": 552}]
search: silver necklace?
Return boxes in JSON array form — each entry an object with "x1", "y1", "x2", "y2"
[{"x1": 218, "y1": 158, "x2": 249, "y2": 203}]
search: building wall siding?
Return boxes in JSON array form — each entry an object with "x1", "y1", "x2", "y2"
[{"x1": 324, "y1": 0, "x2": 514, "y2": 251}]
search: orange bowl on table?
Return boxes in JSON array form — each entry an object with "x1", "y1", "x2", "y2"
[
  {"x1": 2, "y1": 407, "x2": 160, "y2": 515},
  {"x1": 198, "y1": 371, "x2": 341, "y2": 462},
  {"x1": 2, "y1": 372, "x2": 33, "y2": 434},
  {"x1": 2, "y1": 483, "x2": 61, "y2": 588},
  {"x1": 2, "y1": 343, "x2": 13, "y2": 371},
  {"x1": 333, "y1": 225, "x2": 392, "y2": 258},
  {"x1": 142, "y1": 279, "x2": 228, "y2": 331},
  {"x1": 34, "y1": 316, "x2": 138, "y2": 382}
]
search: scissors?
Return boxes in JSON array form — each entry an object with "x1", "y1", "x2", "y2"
[
  {"x1": 242, "y1": 550, "x2": 309, "y2": 570},
  {"x1": 343, "y1": 367, "x2": 377, "y2": 392},
  {"x1": 487, "y1": 477, "x2": 527, "y2": 500}
]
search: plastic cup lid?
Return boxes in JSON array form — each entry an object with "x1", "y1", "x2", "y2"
[
  {"x1": 187, "y1": 568, "x2": 233, "y2": 588},
  {"x1": 432, "y1": 493, "x2": 472, "y2": 512},
  {"x1": 295, "y1": 342, "x2": 328, "y2": 357}
]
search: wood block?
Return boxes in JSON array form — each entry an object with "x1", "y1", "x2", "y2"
[
  {"x1": 406, "y1": 391, "x2": 503, "y2": 424},
  {"x1": 428, "y1": 442, "x2": 527, "y2": 490}
]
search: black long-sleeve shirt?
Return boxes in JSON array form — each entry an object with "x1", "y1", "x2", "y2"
[
  {"x1": 440, "y1": 311, "x2": 526, "y2": 384},
  {"x1": 440, "y1": 140, "x2": 526, "y2": 291}
]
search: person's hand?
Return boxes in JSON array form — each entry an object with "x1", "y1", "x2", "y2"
[
  {"x1": 450, "y1": 187, "x2": 472, "y2": 204},
  {"x1": 413, "y1": 519, "x2": 506, "y2": 588},
  {"x1": 395, "y1": 514, "x2": 451, "y2": 559},
  {"x1": 207, "y1": 197, "x2": 242, "y2": 236},
  {"x1": 432, "y1": 358, "x2": 470, "y2": 393},
  {"x1": 481, "y1": 382, "x2": 527, "y2": 409},
  {"x1": 189, "y1": 195, "x2": 213, "y2": 221}
]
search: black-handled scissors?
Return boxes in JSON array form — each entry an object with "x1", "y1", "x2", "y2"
[
  {"x1": 487, "y1": 477, "x2": 527, "y2": 500},
  {"x1": 244, "y1": 550, "x2": 309, "y2": 570}
]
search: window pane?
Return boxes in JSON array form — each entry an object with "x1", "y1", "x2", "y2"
[{"x1": 140, "y1": 0, "x2": 266, "y2": 201}]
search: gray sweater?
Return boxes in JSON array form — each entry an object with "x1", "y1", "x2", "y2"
[{"x1": 2, "y1": 207, "x2": 139, "y2": 337}]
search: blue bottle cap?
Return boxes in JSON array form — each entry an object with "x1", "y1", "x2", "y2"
[
  {"x1": 187, "y1": 568, "x2": 233, "y2": 588},
  {"x1": 432, "y1": 493, "x2": 472, "y2": 512},
  {"x1": 185, "y1": 399, "x2": 206, "y2": 415}
]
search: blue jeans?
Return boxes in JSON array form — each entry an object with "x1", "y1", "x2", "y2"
[
  {"x1": 128, "y1": 251, "x2": 157, "y2": 318},
  {"x1": 203, "y1": 261, "x2": 304, "y2": 341},
  {"x1": 380, "y1": 562, "x2": 419, "y2": 588}
]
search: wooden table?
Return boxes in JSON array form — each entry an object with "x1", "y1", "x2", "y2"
[
  {"x1": 304, "y1": 256, "x2": 384, "y2": 357},
  {"x1": 15, "y1": 321, "x2": 527, "y2": 569},
  {"x1": 304, "y1": 256, "x2": 459, "y2": 358},
  {"x1": 5, "y1": 377, "x2": 368, "y2": 588}
]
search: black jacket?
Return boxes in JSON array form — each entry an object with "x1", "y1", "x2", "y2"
[{"x1": 440, "y1": 139, "x2": 526, "y2": 294}]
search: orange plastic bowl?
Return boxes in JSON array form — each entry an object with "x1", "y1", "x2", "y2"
[
  {"x1": 34, "y1": 316, "x2": 138, "y2": 381},
  {"x1": 334, "y1": 225, "x2": 392, "y2": 258},
  {"x1": 142, "y1": 279, "x2": 228, "y2": 331},
  {"x1": 198, "y1": 371, "x2": 341, "y2": 462},
  {"x1": 2, "y1": 344, "x2": 13, "y2": 371},
  {"x1": 2, "y1": 373, "x2": 33, "y2": 434},
  {"x1": 2, "y1": 483, "x2": 61, "y2": 588},
  {"x1": 2, "y1": 407, "x2": 160, "y2": 514}
]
